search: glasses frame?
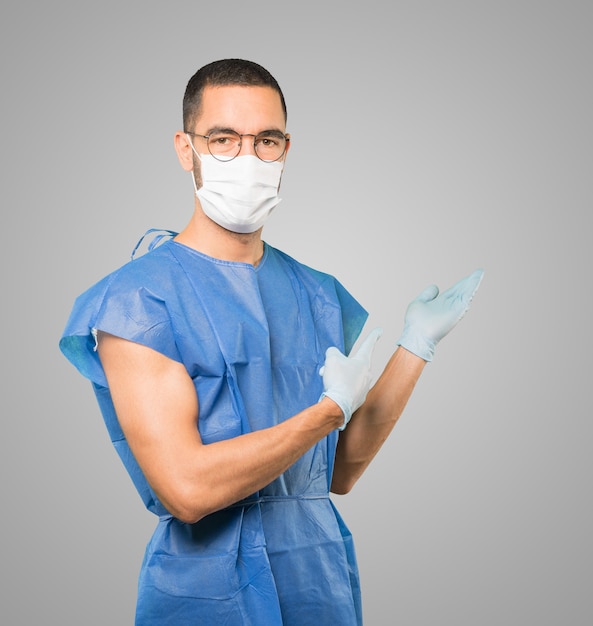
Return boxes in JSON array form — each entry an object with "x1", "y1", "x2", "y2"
[{"x1": 186, "y1": 130, "x2": 289, "y2": 163}]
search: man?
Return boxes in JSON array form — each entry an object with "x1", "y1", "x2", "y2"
[{"x1": 60, "y1": 59, "x2": 483, "y2": 625}]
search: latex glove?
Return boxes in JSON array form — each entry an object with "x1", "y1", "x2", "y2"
[
  {"x1": 319, "y1": 327, "x2": 383, "y2": 430},
  {"x1": 397, "y1": 269, "x2": 484, "y2": 362}
]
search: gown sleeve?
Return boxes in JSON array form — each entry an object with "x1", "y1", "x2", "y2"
[
  {"x1": 59, "y1": 258, "x2": 182, "y2": 389},
  {"x1": 330, "y1": 277, "x2": 368, "y2": 356},
  {"x1": 266, "y1": 245, "x2": 368, "y2": 357}
]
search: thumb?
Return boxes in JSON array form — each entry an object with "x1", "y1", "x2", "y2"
[
  {"x1": 325, "y1": 346, "x2": 343, "y2": 360},
  {"x1": 352, "y1": 327, "x2": 383, "y2": 363},
  {"x1": 415, "y1": 284, "x2": 440, "y2": 303}
]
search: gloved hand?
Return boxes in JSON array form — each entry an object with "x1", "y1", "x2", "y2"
[
  {"x1": 319, "y1": 327, "x2": 382, "y2": 430},
  {"x1": 397, "y1": 269, "x2": 484, "y2": 362}
]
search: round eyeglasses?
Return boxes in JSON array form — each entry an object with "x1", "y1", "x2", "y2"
[{"x1": 186, "y1": 129, "x2": 289, "y2": 162}]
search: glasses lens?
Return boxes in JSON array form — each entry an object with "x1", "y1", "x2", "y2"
[
  {"x1": 254, "y1": 132, "x2": 287, "y2": 162},
  {"x1": 206, "y1": 130, "x2": 287, "y2": 161},
  {"x1": 207, "y1": 131, "x2": 241, "y2": 161}
]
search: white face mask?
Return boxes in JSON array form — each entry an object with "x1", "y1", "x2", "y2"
[{"x1": 188, "y1": 136, "x2": 284, "y2": 234}]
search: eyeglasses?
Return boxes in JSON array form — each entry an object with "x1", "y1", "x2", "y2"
[{"x1": 186, "y1": 129, "x2": 289, "y2": 162}]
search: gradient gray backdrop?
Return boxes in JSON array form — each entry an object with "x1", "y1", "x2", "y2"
[{"x1": 3, "y1": 1, "x2": 591, "y2": 624}]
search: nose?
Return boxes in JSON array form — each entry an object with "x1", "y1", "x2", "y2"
[{"x1": 237, "y1": 134, "x2": 258, "y2": 157}]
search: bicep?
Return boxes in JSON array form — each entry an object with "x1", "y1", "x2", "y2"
[{"x1": 97, "y1": 331, "x2": 202, "y2": 509}]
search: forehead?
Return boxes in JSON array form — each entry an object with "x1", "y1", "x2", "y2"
[{"x1": 196, "y1": 85, "x2": 286, "y2": 132}]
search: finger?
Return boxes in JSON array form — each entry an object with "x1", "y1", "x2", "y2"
[
  {"x1": 443, "y1": 268, "x2": 484, "y2": 305},
  {"x1": 414, "y1": 284, "x2": 439, "y2": 303},
  {"x1": 466, "y1": 268, "x2": 484, "y2": 299},
  {"x1": 325, "y1": 346, "x2": 344, "y2": 361},
  {"x1": 352, "y1": 327, "x2": 383, "y2": 362}
]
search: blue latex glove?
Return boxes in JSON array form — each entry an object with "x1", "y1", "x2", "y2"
[
  {"x1": 319, "y1": 327, "x2": 383, "y2": 430},
  {"x1": 397, "y1": 269, "x2": 484, "y2": 362}
]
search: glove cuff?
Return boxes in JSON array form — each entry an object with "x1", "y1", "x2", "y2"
[
  {"x1": 397, "y1": 329, "x2": 435, "y2": 362},
  {"x1": 319, "y1": 392, "x2": 350, "y2": 431}
]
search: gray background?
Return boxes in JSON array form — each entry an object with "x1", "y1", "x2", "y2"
[{"x1": 3, "y1": 1, "x2": 591, "y2": 624}]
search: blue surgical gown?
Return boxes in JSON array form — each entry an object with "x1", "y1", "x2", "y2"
[{"x1": 60, "y1": 239, "x2": 368, "y2": 625}]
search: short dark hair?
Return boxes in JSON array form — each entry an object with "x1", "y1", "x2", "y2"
[{"x1": 183, "y1": 59, "x2": 287, "y2": 131}]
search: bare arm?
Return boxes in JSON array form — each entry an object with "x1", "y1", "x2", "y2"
[
  {"x1": 97, "y1": 331, "x2": 343, "y2": 523},
  {"x1": 331, "y1": 269, "x2": 484, "y2": 493},
  {"x1": 331, "y1": 347, "x2": 426, "y2": 494}
]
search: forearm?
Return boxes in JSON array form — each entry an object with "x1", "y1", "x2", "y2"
[
  {"x1": 171, "y1": 398, "x2": 342, "y2": 522},
  {"x1": 331, "y1": 346, "x2": 426, "y2": 494},
  {"x1": 98, "y1": 332, "x2": 344, "y2": 524}
]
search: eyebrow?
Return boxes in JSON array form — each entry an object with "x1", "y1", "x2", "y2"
[
  {"x1": 205, "y1": 126, "x2": 285, "y2": 137},
  {"x1": 204, "y1": 126, "x2": 236, "y2": 135}
]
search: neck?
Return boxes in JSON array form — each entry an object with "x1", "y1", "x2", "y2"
[{"x1": 175, "y1": 204, "x2": 265, "y2": 266}]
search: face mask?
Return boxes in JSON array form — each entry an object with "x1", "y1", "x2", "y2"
[{"x1": 188, "y1": 136, "x2": 284, "y2": 233}]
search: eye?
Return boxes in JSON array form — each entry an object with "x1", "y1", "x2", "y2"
[
  {"x1": 207, "y1": 131, "x2": 241, "y2": 157},
  {"x1": 208, "y1": 130, "x2": 241, "y2": 145},
  {"x1": 255, "y1": 133, "x2": 284, "y2": 148},
  {"x1": 210, "y1": 133, "x2": 237, "y2": 145}
]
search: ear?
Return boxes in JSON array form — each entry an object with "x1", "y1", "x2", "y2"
[
  {"x1": 284, "y1": 133, "x2": 291, "y2": 159},
  {"x1": 174, "y1": 131, "x2": 195, "y2": 172}
]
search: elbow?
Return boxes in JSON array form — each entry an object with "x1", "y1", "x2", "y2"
[
  {"x1": 331, "y1": 460, "x2": 364, "y2": 495},
  {"x1": 159, "y1": 484, "x2": 214, "y2": 525},
  {"x1": 331, "y1": 460, "x2": 368, "y2": 494},
  {"x1": 171, "y1": 506, "x2": 204, "y2": 525},
  {"x1": 330, "y1": 476, "x2": 356, "y2": 496},
  {"x1": 153, "y1": 463, "x2": 241, "y2": 524},
  {"x1": 165, "y1": 499, "x2": 206, "y2": 525}
]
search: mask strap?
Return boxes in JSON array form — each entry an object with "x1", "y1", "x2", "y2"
[
  {"x1": 190, "y1": 171, "x2": 200, "y2": 198},
  {"x1": 186, "y1": 133, "x2": 202, "y2": 161},
  {"x1": 186, "y1": 134, "x2": 202, "y2": 198}
]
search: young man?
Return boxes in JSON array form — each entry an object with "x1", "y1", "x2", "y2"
[{"x1": 60, "y1": 59, "x2": 483, "y2": 625}]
